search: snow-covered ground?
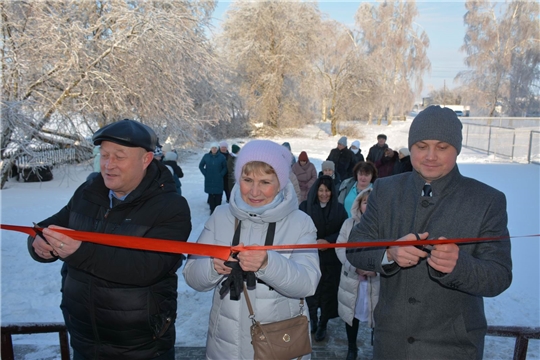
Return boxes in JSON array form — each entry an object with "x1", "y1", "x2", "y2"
[{"x1": 1, "y1": 119, "x2": 539, "y2": 359}]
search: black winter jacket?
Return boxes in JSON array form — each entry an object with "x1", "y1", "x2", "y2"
[
  {"x1": 326, "y1": 147, "x2": 355, "y2": 181},
  {"x1": 352, "y1": 150, "x2": 365, "y2": 166},
  {"x1": 366, "y1": 143, "x2": 388, "y2": 163},
  {"x1": 28, "y1": 160, "x2": 191, "y2": 359},
  {"x1": 392, "y1": 155, "x2": 413, "y2": 175},
  {"x1": 163, "y1": 159, "x2": 184, "y2": 179},
  {"x1": 299, "y1": 176, "x2": 348, "y2": 266}
]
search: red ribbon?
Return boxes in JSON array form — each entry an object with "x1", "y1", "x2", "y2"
[
  {"x1": 1, "y1": 224, "x2": 536, "y2": 261},
  {"x1": 1, "y1": 224, "x2": 231, "y2": 261}
]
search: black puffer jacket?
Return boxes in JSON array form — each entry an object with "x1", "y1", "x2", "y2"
[
  {"x1": 366, "y1": 143, "x2": 388, "y2": 163},
  {"x1": 28, "y1": 160, "x2": 191, "y2": 359},
  {"x1": 326, "y1": 147, "x2": 355, "y2": 181},
  {"x1": 392, "y1": 155, "x2": 413, "y2": 175},
  {"x1": 299, "y1": 176, "x2": 348, "y2": 265}
]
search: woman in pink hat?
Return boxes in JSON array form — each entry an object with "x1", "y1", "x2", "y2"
[{"x1": 184, "y1": 140, "x2": 321, "y2": 360}]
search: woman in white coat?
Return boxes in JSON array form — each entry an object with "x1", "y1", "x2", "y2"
[
  {"x1": 183, "y1": 139, "x2": 321, "y2": 360},
  {"x1": 336, "y1": 188, "x2": 380, "y2": 360}
]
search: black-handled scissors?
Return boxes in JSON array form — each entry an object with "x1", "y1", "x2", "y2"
[
  {"x1": 413, "y1": 233, "x2": 433, "y2": 254},
  {"x1": 32, "y1": 222, "x2": 58, "y2": 258}
]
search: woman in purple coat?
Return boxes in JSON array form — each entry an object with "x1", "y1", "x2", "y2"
[{"x1": 292, "y1": 151, "x2": 317, "y2": 202}]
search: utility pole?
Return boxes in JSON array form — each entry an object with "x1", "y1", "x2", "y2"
[{"x1": 443, "y1": 80, "x2": 446, "y2": 107}]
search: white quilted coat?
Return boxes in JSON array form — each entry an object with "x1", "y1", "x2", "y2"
[
  {"x1": 336, "y1": 192, "x2": 380, "y2": 328},
  {"x1": 183, "y1": 182, "x2": 321, "y2": 360}
]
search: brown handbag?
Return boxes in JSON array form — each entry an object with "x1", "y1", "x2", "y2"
[{"x1": 243, "y1": 284, "x2": 312, "y2": 360}]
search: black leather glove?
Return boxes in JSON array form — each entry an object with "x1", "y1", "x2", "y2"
[{"x1": 219, "y1": 260, "x2": 257, "y2": 301}]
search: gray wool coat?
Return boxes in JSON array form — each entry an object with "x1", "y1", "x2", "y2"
[{"x1": 346, "y1": 165, "x2": 512, "y2": 360}]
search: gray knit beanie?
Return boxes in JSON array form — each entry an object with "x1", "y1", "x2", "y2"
[
  {"x1": 321, "y1": 160, "x2": 335, "y2": 171},
  {"x1": 408, "y1": 105, "x2": 463, "y2": 154},
  {"x1": 338, "y1": 136, "x2": 347, "y2": 147}
]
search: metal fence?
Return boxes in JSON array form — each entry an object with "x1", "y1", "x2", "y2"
[
  {"x1": 3, "y1": 147, "x2": 93, "y2": 182},
  {"x1": 14, "y1": 148, "x2": 78, "y2": 168},
  {"x1": 461, "y1": 117, "x2": 540, "y2": 164}
]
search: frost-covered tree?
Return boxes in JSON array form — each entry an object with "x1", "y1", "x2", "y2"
[
  {"x1": 355, "y1": 0, "x2": 430, "y2": 124},
  {"x1": 1, "y1": 0, "x2": 226, "y2": 188},
  {"x1": 315, "y1": 20, "x2": 379, "y2": 135},
  {"x1": 457, "y1": 0, "x2": 540, "y2": 116},
  {"x1": 218, "y1": 0, "x2": 322, "y2": 130}
]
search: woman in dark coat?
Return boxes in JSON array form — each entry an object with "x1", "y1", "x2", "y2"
[
  {"x1": 300, "y1": 175, "x2": 348, "y2": 342},
  {"x1": 163, "y1": 151, "x2": 184, "y2": 195},
  {"x1": 199, "y1": 143, "x2": 227, "y2": 214},
  {"x1": 392, "y1": 147, "x2": 413, "y2": 175},
  {"x1": 374, "y1": 147, "x2": 399, "y2": 178}
]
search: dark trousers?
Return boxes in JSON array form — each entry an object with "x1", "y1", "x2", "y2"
[
  {"x1": 208, "y1": 193, "x2": 222, "y2": 214},
  {"x1": 223, "y1": 175, "x2": 231, "y2": 202},
  {"x1": 306, "y1": 263, "x2": 340, "y2": 325},
  {"x1": 345, "y1": 317, "x2": 360, "y2": 349}
]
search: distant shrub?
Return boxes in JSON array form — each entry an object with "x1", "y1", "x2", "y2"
[{"x1": 338, "y1": 123, "x2": 364, "y2": 139}]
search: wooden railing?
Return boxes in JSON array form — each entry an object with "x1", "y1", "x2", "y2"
[
  {"x1": 1, "y1": 323, "x2": 538, "y2": 359},
  {"x1": 487, "y1": 326, "x2": 540, "y2": 360},
  {"x1": 1, "y1": 323, "x2": 70, "y2": 360}
]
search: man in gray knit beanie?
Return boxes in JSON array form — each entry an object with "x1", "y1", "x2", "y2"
[
  {"x1": 347, "y1": 107, "x2": 512, "y2": 359},
  {"x1": 408, "y1": 105, "x2": 463, "y2": 154}
]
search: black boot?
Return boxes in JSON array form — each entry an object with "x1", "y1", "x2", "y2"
[
  {"x1": 310, "y1": 318, "x2": 318, "y2": 334},
  {"x1": 314, "y1": 322, "x2": 327, "y2": 342},
  {"x1": 346, "y1": 347, "x2": 358, "y2": 360}
]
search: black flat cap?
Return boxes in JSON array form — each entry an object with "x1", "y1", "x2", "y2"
[{"x1": 92, "y1": 119, "x2": 157, "y2": 152}]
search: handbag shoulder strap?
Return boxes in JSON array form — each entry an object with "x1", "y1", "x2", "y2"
[
  {"x1": 235, "y1": 219, "x2": 304, "y2": 318},
  {"x1": 243, "y1": 280, "x2": 305, "y2": 321},
  {"x1": 243, "y1": 282, "x2": 256, "y2": 318},
  {"x1": 232, "y1": 218, "x2": 276, "y2": 247}
]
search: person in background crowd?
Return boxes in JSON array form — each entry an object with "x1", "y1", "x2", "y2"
[
  {"x1": 347, "y1": 105, "x2": 512, "y2": 360},
  {"x1": 392, "y1": 147, "x2": 413, "y2": 175},
  {"x1": 327, "y1": 136, "x2": 355, "y2": 181},
  {"x1": 289, "y1": 171, "x2": 303, "y2": 205},
  {"x1": 93, "y1": 145, "x2": 101, "y2": 172},
  {"x1": 162, "y1": 143, "x2": 172, "y2": 157},
  {"x1": 318, "y1": 160, "x2": 342, "y2": 190},
  {"x1": 336, "y1": 188, "x2": 379, "y2": 360},
  {"x1": 28, "y1": 119, "x2": 191, "y2": 360},
  {"x1": 199, "y1": 143, "x2": 227, "y2": 214},
  {"x1": 350, "y1": 140, "x2": 365, "y2": 165},
  {"x1": 374, "y1": 147, "x2": 398, "y2": 178},
  {"x1": 163, "y1": 151, "x2": 184, "y2": 195},
  {"x1": 227, "y1": 144, "x2": 240, "y2": 195},
  {"x1": 184, "y1": 139, "x2": 320, "y2": 360},
  {"x1": 219, "y1": 141, "x2": 232, "y2": 203},
  {"x1": 338, "y1": 161, "x2": 378, "y2": 216},
  {"x1": 300, "y1": 175, "x2": 348, "y2": 342},
  {"x1": 366, "y1": 134, "x2": 388, "y2": 163},
  {"x1": 86, "y1": 145, "x2": 102, "y2": 182},
  {"x1": 292, "y1": 151, "x2": 317, "y2": 202},
  {"x1": 153, "y1": 146, "x2": 164, "y2": 162},
  {"x1": 282, "y1": 141, "x2": 296, "y2": 166},
  {"x1": 280, "y1": 135, "x2": 301, "y2": 202}
]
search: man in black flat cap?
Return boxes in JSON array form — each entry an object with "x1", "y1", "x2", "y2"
[{"x1": 28, "y1": 119, "x2": 192, "y2": 360}]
